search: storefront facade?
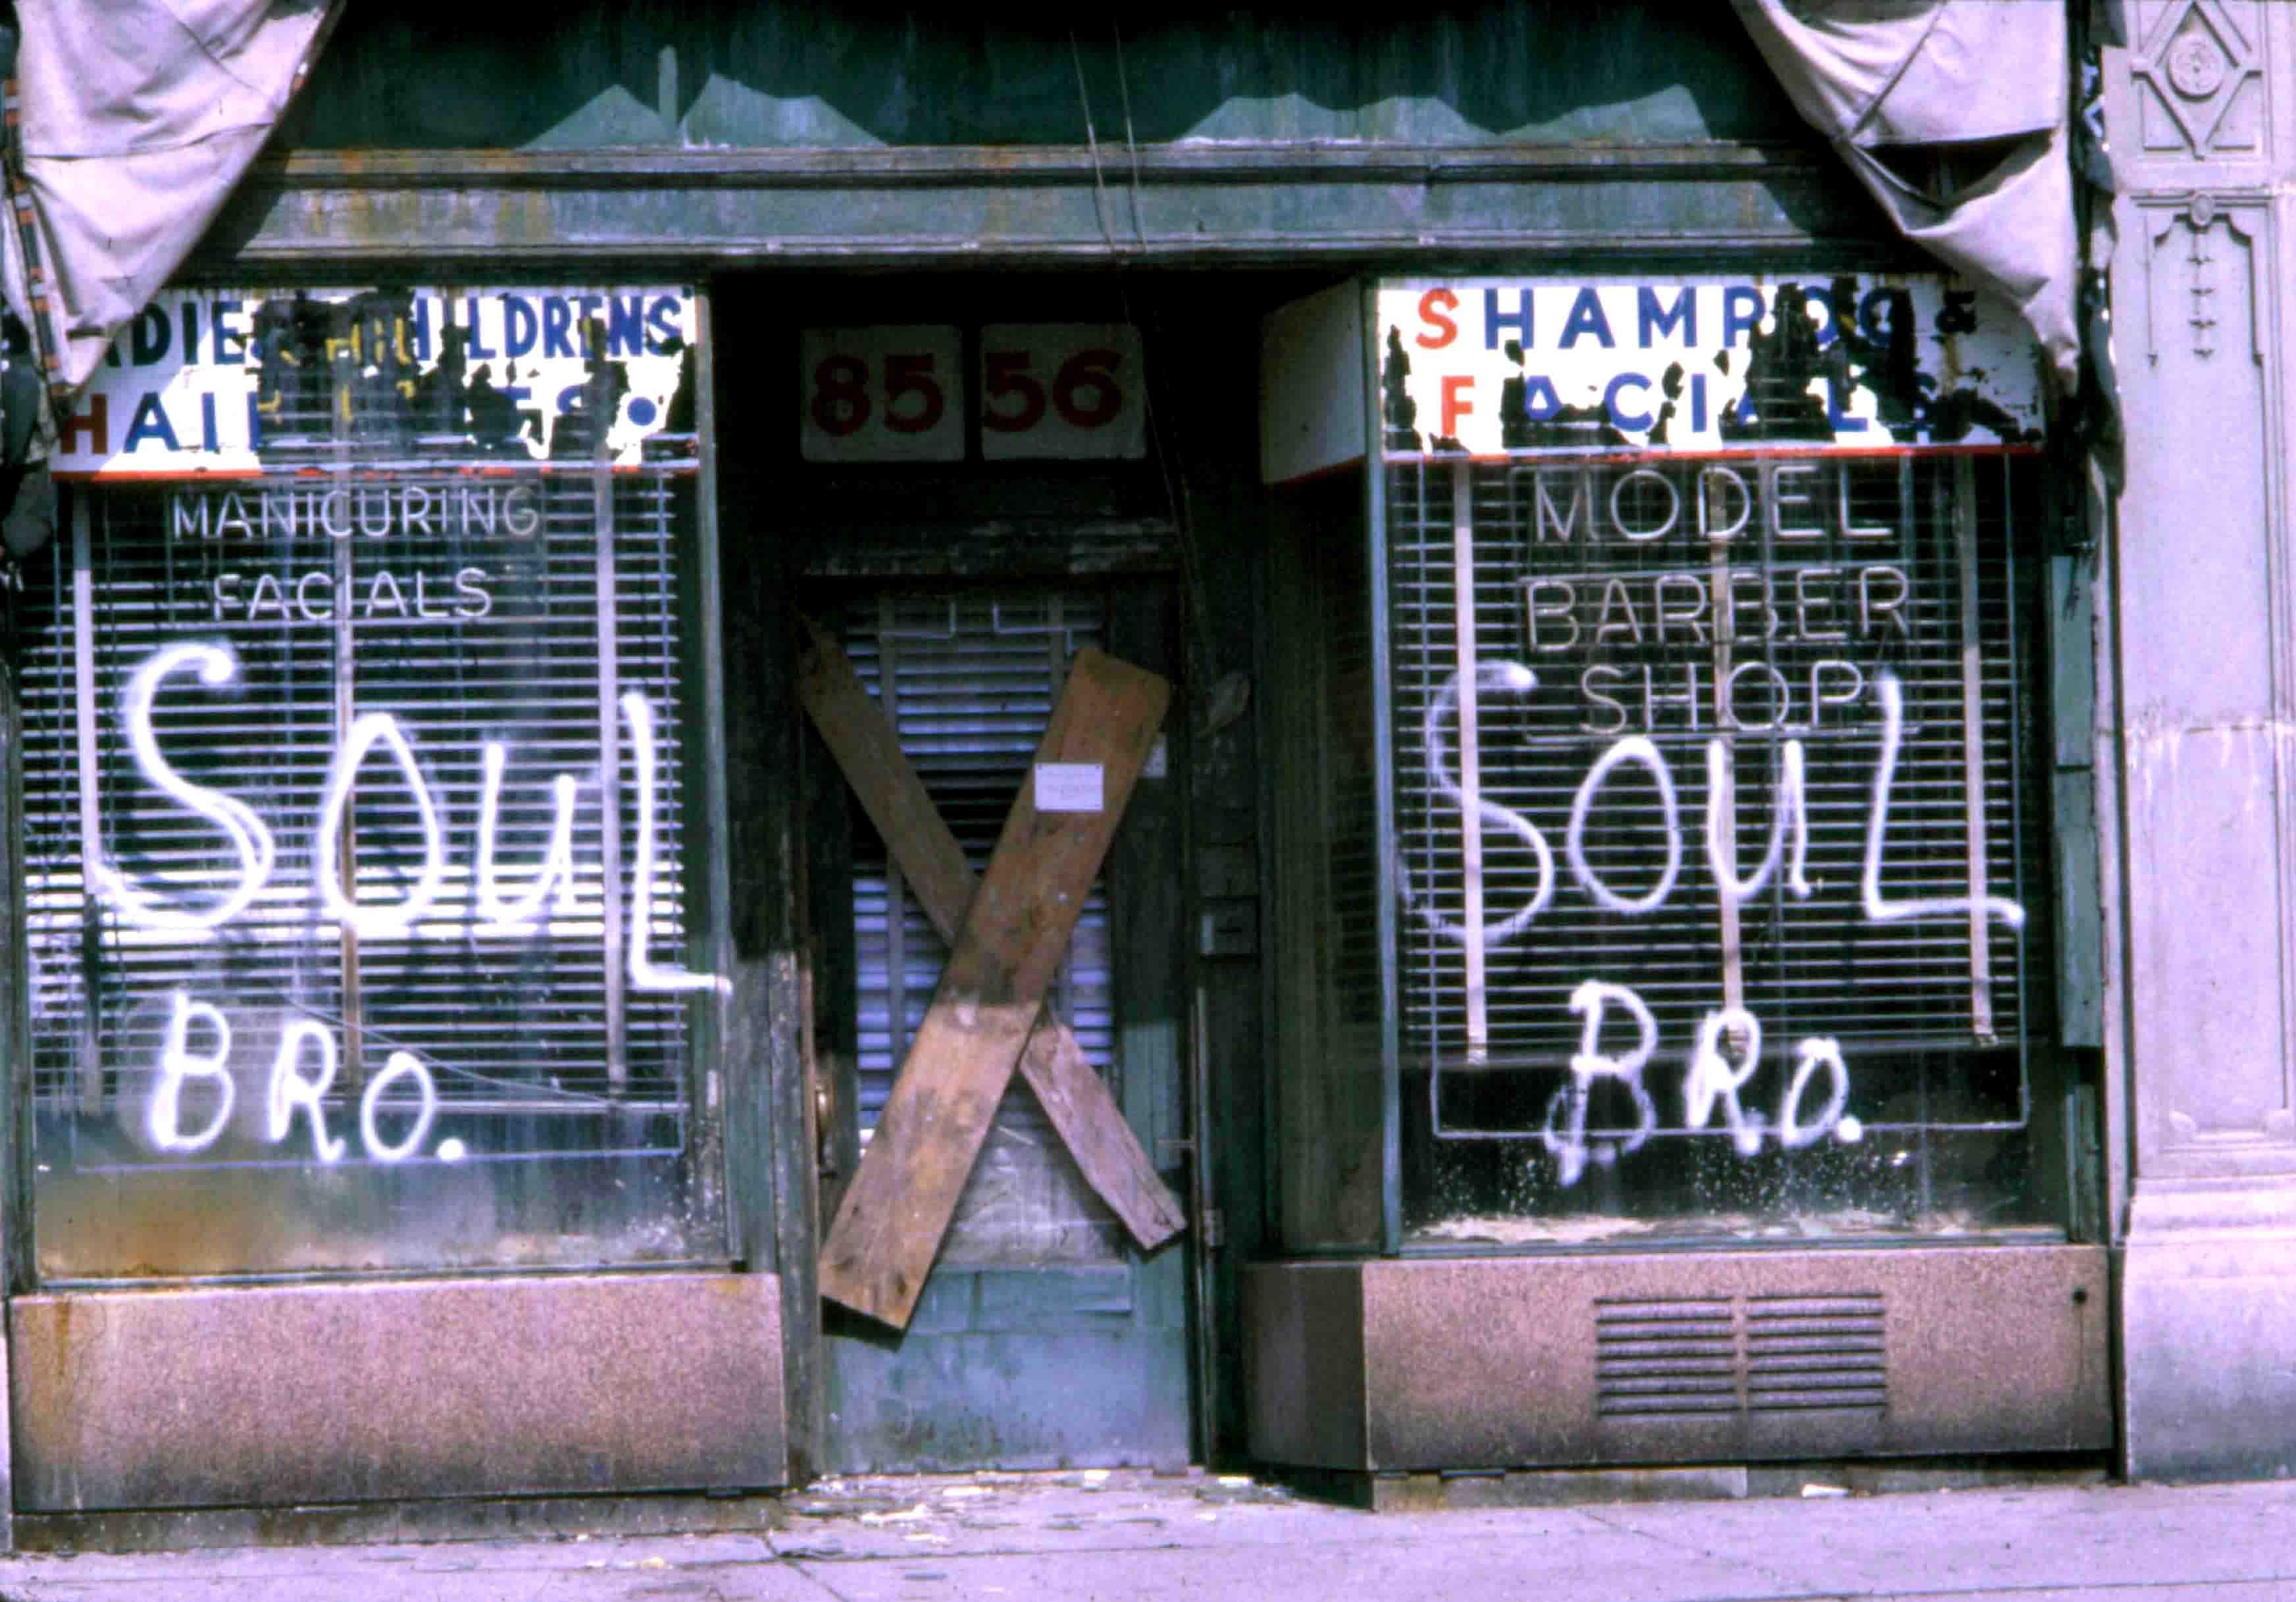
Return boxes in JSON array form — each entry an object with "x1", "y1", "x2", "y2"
[{"x1": 0, "y1": 0, "x2": 2287, "y2": 1535}]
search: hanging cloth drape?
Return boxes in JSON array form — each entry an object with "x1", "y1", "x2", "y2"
[
  {"x1": 1733, "y1": 0, "x2": 2080, "y2": 392},
  {"x1": 1, "y1": 0, "x2": 336, "y2": 402}
]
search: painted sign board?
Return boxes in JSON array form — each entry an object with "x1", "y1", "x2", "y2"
[
  {"x1": 1260, "y1": 281, "x2": 1365, "y2": 486},
  {"x1": 55, "y1": 287, "x2": 699, "y2": 478},
  {"x1": 977, "y1": 323, "x2": 1147, "y2": 461},
  {"x1": 1260, "y1": 274, "x2": 2045, "y2": 482},
  {"x1": 800, "y1": 322, "x2": 1147, "y2": 463},
  {"x1": 798, "y1": 324, "x2": 967, "y2": 463},
  {"x1": 1380, "y1": 276, "x2": 2044, "y2": 456}
]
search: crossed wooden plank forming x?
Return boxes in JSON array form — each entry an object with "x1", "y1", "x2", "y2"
[{"x1": 796, "y1": 615, "x2": 1186, "y2": 1330}]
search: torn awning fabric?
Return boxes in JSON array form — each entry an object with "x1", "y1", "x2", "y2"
[
  {"x1": 1733, "y1": 0, "x2": 2081, "y2": 394},
  {"x1": 1, "y1": 0, "x2": 334, "y2": 403}
]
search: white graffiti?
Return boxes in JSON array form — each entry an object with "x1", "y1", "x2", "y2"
[
  {"x1": 475, "y1": 744, "x2": 577, "y2": 931},
  {"x1": 1682, "y1": 1006, "x2": 1766, "y2": 1157},
  {"x1": 359, "y1": 1050, "x2": 440, "y2": 1162},
  {"x1": 1862, "y1": 670, "x2": 2025, "y2": 929},
  {"x1": 1413, "y1": 661, "x2": 2020, "y2": 939},
  {"x1": 1566, "y1": 735, "x2": 1680, "y2": 914},
  {"x1": 314, "y1": 711, "x2": 448, "y2": 937},
  {"x1": 622, "y1": 690, "x2": 731, "y2": 995},
  {"x1": 87, "y1": 642, "x2": 726, "y2": 995},
  {"x1": 146, "y1": 987, "x2": 454, "y2": 1164},
  {"x1": 1779, "y1": 1036, "x2": 1856, "y2": 1150},
  {"x1": 146, "y1": 991, "x2": 236, "y2": 1153},
  {"x1": 1541, "y1": 980, "x2": 1658, "y2": 1187},
  {"x1": 266, "y1": 1018, "x2": 347, "y2": 1163},
  {"x1": 91, "y1": 638, "x2": 728, "y2": 1168},
  {"x1": 1525, "y1": 983, "x2": 1865, "y2": 1187},
  {"x1": 91, "y1": 644, "x2": 277, "y2": 935},
  {"x1": 1410, "y1": 660, "x2": 1553, "y2": 946},
  {"x1": 1704, "y1": 739, "x2": 1812, "y2": 906}
]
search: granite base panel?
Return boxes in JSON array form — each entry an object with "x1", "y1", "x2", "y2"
[
  {"x1": 1246, "y1": 1247, "x2": 2111, "y2": 1472},
  {"x1": 9, "y1": 1272, "x2": 786, "y2": 1512}
]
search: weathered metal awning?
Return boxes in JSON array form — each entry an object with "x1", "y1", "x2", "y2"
[{"x1": 191, "y1": 143, "x2": 1901, "y2": 274}]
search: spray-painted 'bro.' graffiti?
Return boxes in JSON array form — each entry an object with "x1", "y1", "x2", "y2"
[
  {"x1": 1412, "y1": 665, "x2": 2022, "y2": 1184},
  {"x1": 88, "y1": 642, "x2": 727, "y2": 1164}
]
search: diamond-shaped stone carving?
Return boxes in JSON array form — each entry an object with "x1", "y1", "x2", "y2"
[
  {"x1": 2166, "y1": 30, "x2": 2228, "y2": 98},
  {"x1": 2133, "y1": 0, "x2": 2260, "y2": 155}
]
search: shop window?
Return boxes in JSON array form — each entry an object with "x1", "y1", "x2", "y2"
[
  {"x1": 1384, "y1": 452, "x2": 2050, "y2": 1246},
  {"x1": 18, "y1": 287, "x2": 728, "y2": 1279},
  {"x1": 1264, "y1": 274, "x2": 2074, "y2": 1253}
]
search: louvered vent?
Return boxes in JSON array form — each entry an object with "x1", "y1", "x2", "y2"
[
  {"x1": 1596, "y1": 1292, "x2": 1887, "y2": 1419},
  {"x1": 1745, "y1": 1293, "x2": 1887, "y2": 1412},
  {"x1": 1594, "y1": 1297, "x2": 1739, "y2": 1418}
]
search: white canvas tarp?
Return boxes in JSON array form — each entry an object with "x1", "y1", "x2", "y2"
[
  {"x1": 1, "y1": 0, "x2": 334, "y2": 400},
  {"x1": 1734, "y1": 0, "x2": 2081, "y2": 392}
]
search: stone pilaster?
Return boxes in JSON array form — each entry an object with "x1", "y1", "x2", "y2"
[{"x1": 2109, "y1": 0, "x2": 2296, "y2": 1480}]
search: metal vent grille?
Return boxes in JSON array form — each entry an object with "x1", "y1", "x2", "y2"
[
  {"x1": 1596, "y1": 1292, "x2": 1887, "y2": 1419},
  {"x1": 1593, "y1": 1297, "x2": 1738, "y2": 1417},
  {"x1": 1745, "y1": 1293, "x2": 1887, "y2": 1412}
]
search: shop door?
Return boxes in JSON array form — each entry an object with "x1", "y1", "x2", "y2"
[{"x1": 809, "y1": 585, "x2": 1192, "y2": 1472}]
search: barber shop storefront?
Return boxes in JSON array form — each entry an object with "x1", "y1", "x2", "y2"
[
  {"x1": 11, "y1": 0, "x2": 2236, "y2": 1537},
  {"x1": 3, "y1": 265, "x2": 2110, "y2": 1523},
  {"x1": 1247, "y1": 276, "x2": 2108, "y2": 1489}
]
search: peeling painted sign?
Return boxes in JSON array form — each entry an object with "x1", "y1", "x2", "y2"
[
  {"x1": 1377, "y1": 276, "x2": 2043, "y2": 457},
  {"x1": 55, "y1": 288, "x2": 698, "y2": 478}
]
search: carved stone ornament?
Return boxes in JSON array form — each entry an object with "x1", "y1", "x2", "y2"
[
  {"x1": 2132, "y1": 0, "x2": 2261, "y2": 154},
  {"x1": 2143, "y1": 194, "x2": 2261, "y2": 364},
  {"x1": 2166, "y1": 32, "x2": 2228, "y2": 99}
]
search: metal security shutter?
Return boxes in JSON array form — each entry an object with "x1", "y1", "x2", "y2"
[
  {"x1": 1385, "y1": 452, "x2": 2043, "y2": 1149},
  {"x1": 22, "y1": 472, "x2": 696, "y2": 1108},
  {"x1": 842, "y1": 592, "x2": 1123, "y2": 1266},
  {"x1": 18, "y1": 448, "x2": 715, "y2": 1275}
]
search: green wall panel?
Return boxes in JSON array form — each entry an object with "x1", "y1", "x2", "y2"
[{"x1": 290, "y1": 4, "x2": 1802, "y2": 153}]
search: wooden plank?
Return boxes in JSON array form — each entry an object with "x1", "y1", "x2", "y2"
[
  {"x1": 1019, "y1": 1016, "x2": 1186, "y2": 1249},
  {"x1": 2048, "y1": 552, "x2": 2103, "y2": 1048},
  {"x1": 796, "y1": 614, "x2": 1184, "y2": 1253},
  {"x1": 817, "y1": 646, "x2": 1172, "y2": 1328},
  {"x1": 793, "y1": 613, "x2": 975, "y2": 944}
]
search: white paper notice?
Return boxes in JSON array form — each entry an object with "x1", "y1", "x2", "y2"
[{"x1": 1035, "y1": 762, "x2": 1105, "y2": 813}]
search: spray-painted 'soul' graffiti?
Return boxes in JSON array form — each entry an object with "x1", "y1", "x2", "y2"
[
  {"x1": 1412, "y1": 665, "x2": 2022, "y2": 1185},
  {"x1": 89, "y1": 642, "x2": 727, "y2": 1163}
]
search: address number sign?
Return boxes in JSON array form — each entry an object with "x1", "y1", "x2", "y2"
[{"x1": 799, "y1": 323, "x2": 1146, "y2": 463}]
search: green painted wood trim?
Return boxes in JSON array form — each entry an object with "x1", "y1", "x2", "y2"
[{"x1": 2049, "y1": 554, "x2": 2103, "y2": 1050}]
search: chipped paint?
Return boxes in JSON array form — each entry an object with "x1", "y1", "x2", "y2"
[{"x1": 1375, "y1": 274, "x2": 2043, "y2": 455}]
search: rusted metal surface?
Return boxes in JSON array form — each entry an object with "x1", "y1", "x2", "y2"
[{"x1": 193, "y1": 144, "x2": 1899, "y2": 271}]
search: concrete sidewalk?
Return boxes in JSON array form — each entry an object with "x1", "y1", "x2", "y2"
[{"x1": 2, "y1": 1469, "x2": 2294, "y2": 1601}]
